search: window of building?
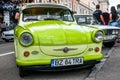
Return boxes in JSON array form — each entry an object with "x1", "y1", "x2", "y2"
[
  {"x1": 58, "y1": 0, "x2": 60, "y2": 3},
  {"x1": 39, "y1": 0, "x2": 42, "y2": 2},
  {"x1": 47, "y1": 0, "x2": 51, "y2": 2}
]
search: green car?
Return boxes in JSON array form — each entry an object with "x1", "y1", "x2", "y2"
[{"x1": 14, "y1": 3, "x2": 104, "y2": 77}]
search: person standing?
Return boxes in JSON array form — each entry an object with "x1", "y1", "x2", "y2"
[
  {"x1": 117, "y1": 4, "x2": 120, "y2": 15},
  {"x1": 109, "y1": 6, "x2": 118, "y2": 27},
  {"x1": 93, "y1": 4, "x2": 105, "y2": 25},
  {"x1": 102, "y1": 12, "x2": 110, "y2": 25},
  {"x1": 14, "y1": 10, "x2": 19, "y2": 25},
  {"x1": 117, "y1": 4, "x2": 120, "y2": 27},
  {"x1": 12, "y1": 6, "x2": 19, "y2": 25},
  {"x1": 109, "y1": 6, "x2": 119, "y2": 47}
]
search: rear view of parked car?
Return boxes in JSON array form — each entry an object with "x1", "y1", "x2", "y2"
[{"x1": 14, "y1": 3, "x2": 104, "y2": 77}]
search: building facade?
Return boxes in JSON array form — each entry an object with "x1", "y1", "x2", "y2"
[
  {"x1": 33, "y1": 0, "x2": 80, "y2": 13},
  {"x1": 22, "y1": 0, "x2": 109, "y2": 14},
  {"x1": 99, "y1": 0, "x2": 109, "y2": 12},
  {"x1": 22, "y1": 0, "x2": 80, "y2": 14},
  {"x1": 78, "y1": 0, "x2": 109, "y2": 14},
  {"x1": 77, "y1": 0, "x2": 96, "y2": 14}
]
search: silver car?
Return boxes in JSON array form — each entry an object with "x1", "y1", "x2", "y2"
[{"x1": 1, "y1": 29, "x2": 14, "y2": 42}]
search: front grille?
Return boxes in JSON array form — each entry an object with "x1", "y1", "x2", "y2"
[
  {"x1": 104, "y1": 29, "x2": 113, "y2": 35},
  {"x1": 104, "y1": 29, "x2": 119, "y2": 35}
]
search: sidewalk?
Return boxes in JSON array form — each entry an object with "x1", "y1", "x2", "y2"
[
  {"x1": 95, "y1": 45, "x2": 120, "y2": 80},
  {"x1": 0, "y1": 37, "x2": 3, "y2": 44}
]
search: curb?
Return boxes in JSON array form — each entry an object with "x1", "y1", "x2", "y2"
[{"x1": 84, "y1": 47, "x2": 115, "y2": 80}]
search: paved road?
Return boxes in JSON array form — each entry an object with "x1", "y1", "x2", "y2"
[
  {"x1": 0, "y1": 42, "x2": 91, "y2": 80},
  {"x1": 0, "y1": 42, "x2": 116, "y2": 80},
  {"x1": 0, "y1": 53, "x2": 91, "y2": 80},
  {"x1": 85, "y1": 43, "x2": 120, "y2": 80},
  {"x1": 95, "y1": 46, "x2": 120, "y2": 80},
  {"x1": 0, "y1": 42, "x2": 14, "y2": 54}
]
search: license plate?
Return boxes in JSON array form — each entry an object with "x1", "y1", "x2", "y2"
[{"x1": 51, "y1": 57, "x2": 83, "y2": 67}]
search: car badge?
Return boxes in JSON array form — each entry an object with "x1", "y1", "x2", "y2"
[{"x1": 54, "y1": 47, "x2": 77, "y2": 53}]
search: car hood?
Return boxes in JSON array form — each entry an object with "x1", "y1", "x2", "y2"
[
  {"x1": 24, "y1": 20, "x2": 88, "y2": 45},
  {"x1": 23, "y1": 20, "x2": 89, "y2": 56},
  {"x1": 89, "y1": 25, "x2": 120, "y2": 30}
]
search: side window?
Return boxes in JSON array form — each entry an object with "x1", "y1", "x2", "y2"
[{"x1": 62, "y1": 10, "x2": 74, "y2": 22}]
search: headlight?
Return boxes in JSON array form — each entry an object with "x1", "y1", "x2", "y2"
[
  {"x1": 112, "y1": 30, "x2": 119, "y2": 34},
  {"x1": 93, "y1": 31, "x2": 104, "y2": 42},
  {"x1": 20, "y1": 33, "x2": 33, "y2": 46}
]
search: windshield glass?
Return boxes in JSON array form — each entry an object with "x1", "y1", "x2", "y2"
[{"x1": 22, "y1": 7, "x2": 74, "y2": 22}]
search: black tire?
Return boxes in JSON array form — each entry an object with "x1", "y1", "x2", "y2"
[
  {"x1": 3, "y1": 38, "x2": 9, "y2": 42},
  {"x1": 5, "y1": 39, "x2": 9, "y2": 42},
  {"x1": 85, "y1": 64, "x2": 95, "y2": 69},
  {"x1": 103, "y1": 41, "x2": 115, "y2": 47},
  {"x1": 19, "y1": 67, "x2": 28, "y2": 77}
]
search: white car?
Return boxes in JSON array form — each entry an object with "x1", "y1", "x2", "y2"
[
  {"x1": 75, "y1": 14, "x2": 120, "y2": 47},
  {"x1": 1, "y1": 29, "x2": 14, "y2": 42},
  {"x1": 89, "y1": 25, "x2": 120, "y2": 47}
]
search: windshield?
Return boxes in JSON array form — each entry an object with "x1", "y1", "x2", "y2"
[{"x1": 22, "y1": 7, "x2": 74, "y2": 22}]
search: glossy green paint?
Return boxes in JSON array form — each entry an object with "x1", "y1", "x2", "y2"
[
  {"x1": 15, "y1": 39, "x2": 103, "y2": 66},
  {"x1": 14, "y1": 4, "x2": 104, "y2": 67},
  {"x1": 15, "y1": 21, "x2": 102, "y2": 46}
]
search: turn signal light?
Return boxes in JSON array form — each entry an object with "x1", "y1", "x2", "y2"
[
  {"x1": 95, "y1": 47, "x2": 100, "y2": 52},
  {"x1": 24, "y1": 51, "x2": 30, "y2": 57}
]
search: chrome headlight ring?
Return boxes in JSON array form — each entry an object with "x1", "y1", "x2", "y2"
[
  {"x1": 20, "y1": 32, "x2": 33, "y2": 46},
  {"x1": 93, "y1": 30, "x2": 104, "y2": 43}
]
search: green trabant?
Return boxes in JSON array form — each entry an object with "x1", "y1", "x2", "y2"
[{"x1": 14, "y1": 3, "x2": 104, "y2": 77}]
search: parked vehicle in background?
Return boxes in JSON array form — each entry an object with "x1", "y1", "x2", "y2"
[
  {"x1": 1, "y1": 29, "x2": 14, "y2": 42},
  {"x1": 75, "y1": 14, "x2": 120, "y2": 47},
  {"x1": 14, "y1": 3, "x2": 104, "y2": 77}
]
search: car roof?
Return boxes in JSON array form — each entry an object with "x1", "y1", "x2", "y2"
[{"x1": 22, "y1": 3, "x2": 71, "y2": 10}]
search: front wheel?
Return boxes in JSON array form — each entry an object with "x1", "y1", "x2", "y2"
[
  {"x1": 19, "y1": 67, "x2": 28, "y2": 77},
  {"x1": 103, "y1": 41, "x2": 115, "y2": 47}
]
